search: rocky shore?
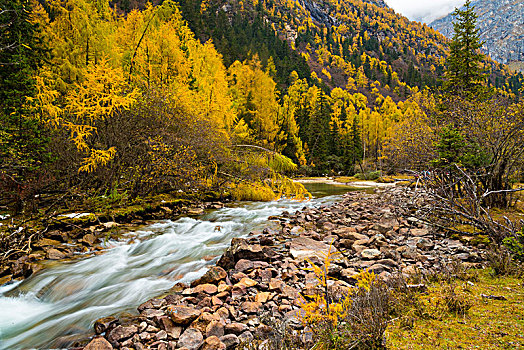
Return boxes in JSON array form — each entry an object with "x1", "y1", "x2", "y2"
[
  {"x1": 0, "y1": 200, "x2": 224, "y2": 286},
  {"x1": 81, "y1": 187, "x2": 483, "y2": 350}
]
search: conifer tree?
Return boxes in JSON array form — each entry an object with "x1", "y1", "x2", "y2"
[
  {"x1": 0, "y1": 0, "x2": 48, "y2": 211},
  {"x1": 444, "y1": 0, "x2": 485, "y2": 94}
]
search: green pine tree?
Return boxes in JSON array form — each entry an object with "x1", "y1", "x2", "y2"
[
  {"x1": 444, "y1": 0, "x2": 486, "y2": 94},
  {"x1": 0, "y1": 0, "x2": 49, "y2": 211}
]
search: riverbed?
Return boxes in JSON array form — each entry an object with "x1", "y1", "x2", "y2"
[{"x1": 0, "y1": 184, "x2": 351, "y2": 349}]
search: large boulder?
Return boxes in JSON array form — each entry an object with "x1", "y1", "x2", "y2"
[
  {"x1": 191, "y1": 266, "x2": 227, "y2": 287},
  {"x1": 166, "y1": 306, "x2": 201, "y2": 325},
  {"x1": 217, "y1": 238, "x2": 267, "y2": 269},
  {"x1": 107, "y1": 325, "x2": 137, "y2": 345},
  {"x1": 289, "y1": 237, "x2": 338, "y2": 260}
]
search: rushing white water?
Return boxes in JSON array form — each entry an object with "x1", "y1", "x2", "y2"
[{"x1": 0, "y1": 189, "x2": 343, "y2": 350}]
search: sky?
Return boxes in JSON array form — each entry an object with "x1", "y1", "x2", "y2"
[{"x1": 384, "y1": 0, "x2": 466, "y2": 23}]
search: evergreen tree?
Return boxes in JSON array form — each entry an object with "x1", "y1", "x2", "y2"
[
  {"x1": 444, "y1": 0, "x2": 485, "y2": 94},
  {"x1": 0, "y1": 0, "x2": 48, "y2": 211}
]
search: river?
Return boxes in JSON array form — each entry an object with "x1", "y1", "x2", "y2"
[{"x1": 0, "y1": 183, "x2": 355, "y2": 349}]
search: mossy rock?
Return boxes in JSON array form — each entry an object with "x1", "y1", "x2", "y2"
[{"x1": 55, "y1": 213, "x2": 98, "y2": 227}]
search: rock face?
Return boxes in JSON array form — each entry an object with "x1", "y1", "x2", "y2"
[
  {"x1": 431, "y1": 0, "x2": 524, "y2": 69},
  {"x1": 86, "y1": 187, "x2": 483, "y2": 350}
]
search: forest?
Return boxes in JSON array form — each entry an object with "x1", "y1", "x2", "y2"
[
  {"x1": 2, "y1": 0, "x2": 524, "y2": 349},
  {"x1": 1, "y1": 0, "x2": 524, "y2": 214}
]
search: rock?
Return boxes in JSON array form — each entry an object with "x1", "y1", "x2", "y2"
[
  {"x1": 411, "y1": 228, "x2": 430, "y2": 237},
  {"x1": 177, "y1": 328, "x2": 204, "y2": 350},
  {"x1": 333, "y1": 228, "x2": 368, "y2": 241},
  {"x1": 107, "y1": 325, "x2": 137, "y2": 345},
  {"x1": 94, "y1": 316, "x2": 118, "y2": 334},
  {"x1": 289, "y1": 237, "x2": 337, "y2": 260},
  {"x1": 360, "y1": 248, "x2": 382, "y2": 260},
  {"x1": 217, "y1": 238, "x2": 266, "y2": 269},
  {"x1": 193, "y1": 284, "x2": 218, "y2": 294},
  {"x1": 191, "y1": 266, "x2": 227, "y2": 287},
  {"x1": 157, "y1": 316, "x2": 182, "y2": 339},
  {"x1": 234, "y1": 259, "x2": 254, "y2": 273},
  {"x1": 187, "y1": 208, "x2": 205, "y2": 216},
  {"x1": 202, "y1": 336, "x2": 226, "y2": 350},
  {"x1": 241, "y1": 301, "x2": 262, "y2": 313},
  {"x1": 141, "y1": 308, "x2": 164, "y2": 318},
  {"x1": 82, "y1": 233, "x2": 97, "y2": 245},
  {"x1": 206, "y1": 320, "x2": 225, "y2": 338},
  {"x1": 166, "y1": 306, "x2": 201, "y2": 325},
  {"x1": 150, "y1": 331, "x2": 164, "y2": 342},
  {"x1": 224, "y1": 322, "x2": 248, "y2": 335},
  {"x1": 103, "y1": 221, "x2": 119, "y2": 230},
  {"x1": 191, "y1": 312, "x2": 220, "y2": 333},
  {"x1": 235, "y1": 277, "x2": 257, "y2": 288},
  {"x1": 84, "y1": 337, "x2": 113, "y2": 350},
  {"x1": 238, "y1": 331, "x2": 254, "y2": 343},
  {"x1": 220, "y1": 334, "x2": 239, "y2": 349},
  {"x1": 34, "y1": 238, "x2": 62, "y2": 247},
  {"x1": 254, "y1": 292, "x2": 273, "y2": 303},
  {"x1": 46, "y1": 248, "x2": 66, "y2": 260},
  {"x1": 415, "y1": 238, "x2": 434, "y2": 251}
]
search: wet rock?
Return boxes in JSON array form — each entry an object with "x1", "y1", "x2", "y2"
[
  {"x1": 177, "y1": 328, "x2": 204, "y2": 350},
  {"x1": 46, "y1": 248, "x2": 66, "y2": 260},
  {"x1": 141, "y1": 308, "x2": 164, "y2": 318},
  {"x1": 34, "y1": 238, "x2": 62, "y2": 247},
  {"x1": 191, "y1": 266, "x2": 227, "y2": 287},
  {"x1": 94, "y1": 316, "x2": 118, "y2": 334},
  {"x1": 107, "y1": 325, "x2": 137, "y2": 345},
  {"x1": 102, "y1": 222, "x2": 119, "y2": 230},
  {"x1": 217, "y1": 238, "x2": 266, "y2": 269},
  {"x1": 84, "y1": 336, "x2": 113, "y2": 350},
  {"x1": 187, "y1": 208, "x2": 205, "y2": 216},
  {"x1": 166, "y1": 306, "x2": 201, "y2": 325},
  {"x1": 82, "y1": 233, "x2": 97, "y2": 246}
]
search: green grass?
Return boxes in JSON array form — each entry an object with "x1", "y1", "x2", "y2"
[{"x1": 387, "y1": 270, "x2": 524, "y2": 349}]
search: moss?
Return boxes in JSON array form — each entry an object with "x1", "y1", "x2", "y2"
[
  {"x1": 56, "y1": 213, "x2": 98, "y2": 226},
  {"x1": 387, "y1": 270, "x2": 524, "y2": 349},
  {"x1": 471, "y1": 235, "x2": 491, "y2": 246}
]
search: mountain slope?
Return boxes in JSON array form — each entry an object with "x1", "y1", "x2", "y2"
[{"x1": 431, "y1": 0, "x2": 524, "y2": 70}]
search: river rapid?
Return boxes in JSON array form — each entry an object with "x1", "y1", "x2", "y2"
[{"x1": 0, "y1": 184, "x2": 351, "y2": 349}]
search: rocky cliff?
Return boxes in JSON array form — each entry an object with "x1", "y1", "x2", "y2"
[{"x1": 430, "y1": 0, "x2": 524, "y2": 69}]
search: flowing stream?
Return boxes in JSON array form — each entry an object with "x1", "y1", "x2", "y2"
[{"x1": 0, "y1": 183, "x2": 353, "y2": 349}]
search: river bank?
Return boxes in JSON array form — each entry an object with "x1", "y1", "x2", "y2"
[
  {"x1": 0, "y1": 192, "x2": 231, "y2": 287},
  {"x1": 79, "y1": 186, "x2": 485, "y2": 350}
]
